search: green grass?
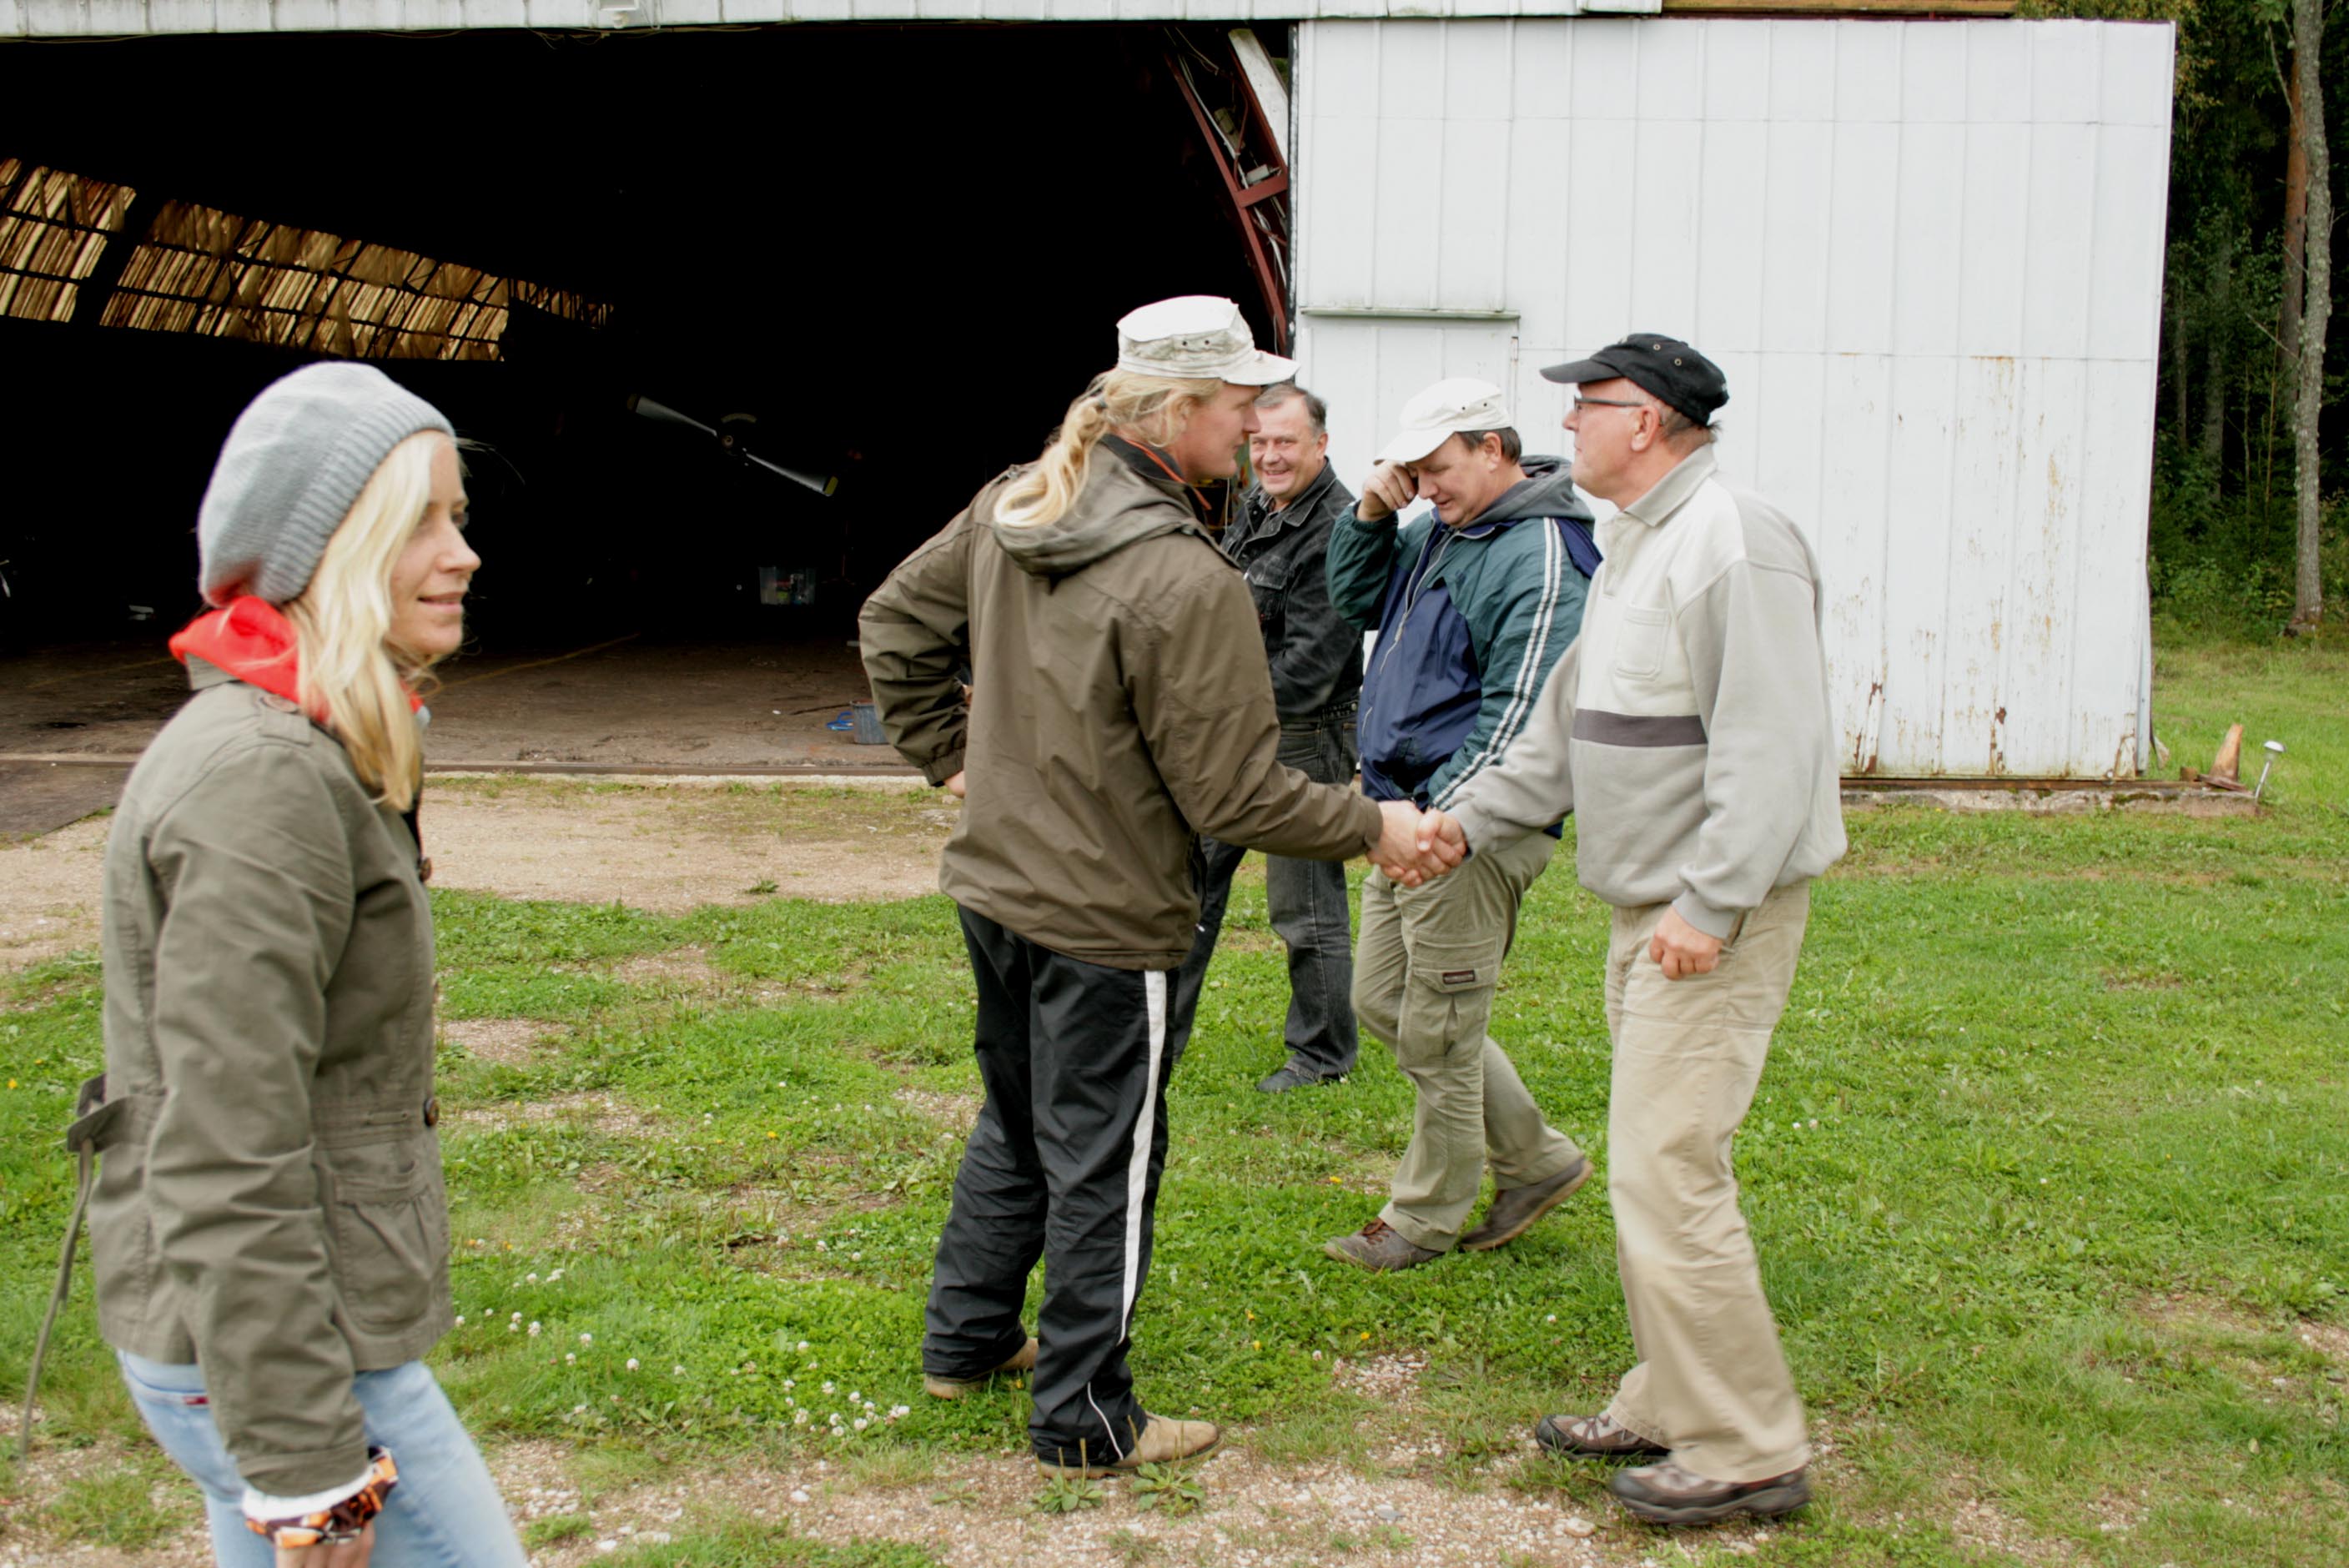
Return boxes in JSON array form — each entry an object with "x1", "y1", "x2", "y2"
[{"x1": 3, "y1": 634, "x2": 2344, "y2": 1565}]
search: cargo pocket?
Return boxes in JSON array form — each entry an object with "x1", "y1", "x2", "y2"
[
  {"x1": 326, "y1": 1163, "x2": 445, "y2": 1333},
  {"x1": 1396, "y1": 940, "x2": 1502, "y2": 1069}
]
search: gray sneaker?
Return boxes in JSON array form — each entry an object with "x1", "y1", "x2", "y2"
[
  {"x1": 1323, "y1": 1219, "x2": 1441, "y2": 1272},
  {"x1": 1458, "y1": 1155, "x2": 1592, "y2": 1252},
  {"x1": 1258, "y1": 1063, "x2": 1340, "y2": 1093}
]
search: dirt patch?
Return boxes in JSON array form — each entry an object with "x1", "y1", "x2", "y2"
[
  {"x1": 894, "y1": 1086, "x2": 981, "y2": 1138},
  {"x1": 1949, "y1": 1495, "x2": 2087, "y2": 1566},
  {"x1": 442, "y1": 1090, "x2": 662, "y2": 1138},
  {"x1": 0, "y1": 815, "x2": 110, "y2": 973},
  {"x1": 0, "y1": 778, "x2": 956, "y2": 977},
  {"x1": 496, "y1": 1442, "x2": 1672, "y2": 1568},
  {"x1": 2298, "y1": 1320, "x2": 2349, "y2": 1369},
  {"x1": 1332, "y1": 1353, "x2": 1428, "y2": 1407},
  {"x1": 422, "y1": 777, "x2": 953, "y2": 913},
  {"x1": 442, "y1": 1017, "x2": 565, "y2": 1066}
]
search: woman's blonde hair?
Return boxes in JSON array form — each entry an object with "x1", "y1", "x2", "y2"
[
  {"x1": 282, "y1": 430, "x2": 454, "y2": 812},
  {"x1": 996, "y1": 369, "x2": 1225, "y2": 527}
]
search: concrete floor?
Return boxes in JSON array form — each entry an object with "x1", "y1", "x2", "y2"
[{"x1": 0, "y1": 632, "x2": 914, "y2": 832}]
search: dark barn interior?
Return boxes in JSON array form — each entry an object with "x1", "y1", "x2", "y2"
[{"x1": 0, "y1": 23, "x2": 1280, "y2": 666}]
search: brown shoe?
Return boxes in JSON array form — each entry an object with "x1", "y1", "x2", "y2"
[
  {"x1": 923, "y1": 1336, "x2": 1037, "y2": 1400},
  {"x1": 1323, "y1": 1219, "x2": 1441, "y2": 1273},
  {"x1": 1037, "y1": 1414, "x2": 1223, "y2": 1477},
  {"x1": 1609, "y1": 1460, "x2": 1811, "y2": 1525},
  {"x1": 1459, "y1": 1156, "x2": 1592, "y2": 1251},
  {"x1": 1532, "y1": 1411, "x2": 1668, "y2": 1460}
]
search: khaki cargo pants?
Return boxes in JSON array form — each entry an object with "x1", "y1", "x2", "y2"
[
  {"x1": 1352, "y1": 830, "x2": 1583, "y2": 1250},
  {"x1": 1602, "y1": 881, "x2": 1812, "y2": 1483}
]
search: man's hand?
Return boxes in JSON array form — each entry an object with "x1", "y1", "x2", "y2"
[
  {"x1": 276, "y1": 1522, "x2": 374, "y2": 1568},
  {"x1": 943, "y1": 771, "x2": 967, "y2": 799},
  {"x1": 1354, "y1": 460, "x2": 1416, "y2": 523},
  {"x1": 1648, "y1": 907, "x2": 1723, "y2": 980},
  {"x1": 1415, "y1": 809, "x2": 1468, "y2": 876},
  {"x1": 1370, "y1": 801, "x2": 1466, "y2": 887}
]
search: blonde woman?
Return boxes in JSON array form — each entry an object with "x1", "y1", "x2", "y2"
[
  {"x1": 78, "y1": 364, "x2": 520, "y2": 1567},
  {"x1": 860, "y1": 297, "x2": 1442, "y2": 1477}
]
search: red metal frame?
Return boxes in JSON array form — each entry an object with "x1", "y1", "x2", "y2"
[{"x1": 1166, "y1": 42, "x2": 1292, "y2": 354}]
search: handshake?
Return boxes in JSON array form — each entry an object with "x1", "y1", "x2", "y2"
[{"x1": 1371, "y1": 801, "x2": 1469, "y2": 887}]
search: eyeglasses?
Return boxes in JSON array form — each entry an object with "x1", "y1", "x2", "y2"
[{"x1": 1572, "y1": 397, "x2": 1649, "y2": 413}]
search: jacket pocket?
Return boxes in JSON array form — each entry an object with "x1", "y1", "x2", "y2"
[
  {"x1": 325, "y1": 1159, "x2": 447, "y2": 1334},
  {"x1": 1609, "y1": 605, "x2": 1672, "y2": 681}
]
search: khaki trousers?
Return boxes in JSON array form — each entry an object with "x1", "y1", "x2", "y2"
[
  {"x1": 1352, "y1": 831, "x2": 1583, "y2": 1250},
  {"x1": 1602, "y1": 881, "x2": 1812, "y2": 1483}
]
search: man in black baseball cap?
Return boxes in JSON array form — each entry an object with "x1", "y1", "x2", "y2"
[
  {"x1": 1541, "y1": 333, "x2": 1728, "y2": 426},
  {"x1": 1416, "y1": 329, "x2": 1848, "y2": 1528}
]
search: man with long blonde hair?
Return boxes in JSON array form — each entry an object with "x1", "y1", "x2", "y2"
[{"x1": 861, "y1": 298, "x2": 1447, "y2": 1478}]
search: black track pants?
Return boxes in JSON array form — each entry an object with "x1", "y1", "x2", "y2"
[{"x1": 923, "y1": 907, "x2": 1174, "y2": 1465}]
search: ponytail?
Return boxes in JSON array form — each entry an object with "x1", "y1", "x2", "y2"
[{"x1": 998, "y1": 369, "x2": 1223, "y2": 526}]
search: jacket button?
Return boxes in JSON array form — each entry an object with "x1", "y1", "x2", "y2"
[{"x1": 423, "y1": 1095, "x2": 439, "y2": 1128}]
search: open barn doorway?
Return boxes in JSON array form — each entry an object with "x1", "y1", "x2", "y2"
[{"x1": 0, "y1": 23, "x2": 1291, "y2": 769}]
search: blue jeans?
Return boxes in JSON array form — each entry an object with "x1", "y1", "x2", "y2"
[
  {"x1": 1169, "y1": 707, "x2": 1359, "y2": 1078},
  {"x1": 118, "y1": 1352, "x2": 526, "y2": 1568}
]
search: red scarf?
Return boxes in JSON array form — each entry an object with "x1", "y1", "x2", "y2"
[{"x1": 168, "y1": 596, "x2": 422, "y2": 715}]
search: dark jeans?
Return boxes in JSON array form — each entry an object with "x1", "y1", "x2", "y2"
[
  {"x1": 1168, "y1": 707, "x2": 1359, "y2": 1078},
  {"x1": 923, "y1": 907, "x2": 1174, "y2": 1465}
]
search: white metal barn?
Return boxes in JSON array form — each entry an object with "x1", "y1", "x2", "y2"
[{"x1": 1, "y1": 4, "x2": 2175, "y2": 780}]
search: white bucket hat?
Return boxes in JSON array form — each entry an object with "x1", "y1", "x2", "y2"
[
  {"x1": 1116, "y1": 295, "x2": 1296, "y2": 386},
  {"x1": 1377, "y1": 377, "x2": 1514, "y2": 465}
]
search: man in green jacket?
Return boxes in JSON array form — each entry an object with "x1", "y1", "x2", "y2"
[{"x1": 1321, "y1": 377, "x2": 1602, "y2": 1273}]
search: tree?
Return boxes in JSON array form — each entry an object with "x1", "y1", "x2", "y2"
[{"x1": 2282, "y1": 0, "x2": 2331, "y2": 632}]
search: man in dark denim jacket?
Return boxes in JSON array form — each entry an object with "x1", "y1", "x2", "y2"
[{"x1": 1168, "y1": 383, "x2": 1366, "y2": 1091}]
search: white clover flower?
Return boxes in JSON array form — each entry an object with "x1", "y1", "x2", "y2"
[
  {"x1": 814, "y1": 1240, "x2": 828, "y2": 1252},
  {"x1": 528, "y1": 1321, "x2": 542, "y2": 1337},
  {"x1": 673, "y1": 1364, "x2": 686, "y2": 1375},
  {"x1": 549, "y1": 1269, "x2": 563, "y2": 1281},
  {"x1": 848, "y1": 1390, "x2": 860, "y2": 1402},
  {"x1": 782, "y1": 1379, "x2": 795, "y2": 1390},
  {"x1": 850, "y1": 1253, "x2": 863, "y2": 1262},
  {"x1": 527, "y1": 1273, "x2": 540, "y2": 1284},
  {"x1": 580, "y1": 1333, "x2": 593, "y2": 1345},
  {"x1": 794, "y1": 1410, "x2": 809, "y2": 1426},
  {"x1": 853, "y1": 1417, "x2": 868, "y2": 1430},
  {"x1": 566, "y1": 1353, "x2": 577, "y2": 1364},
  {"x1": 822, "y1": 1381, "x2": 836, "y2": 1395},
  {"x1": 511, "y1": 1311, "x2": 524, "y2": 1321},
  {"x1": 797, "y1": 1341, "x2": 809, "y2": 1352},
  {"x1": 454, "y1": 1316, "x2": 465, "y2": 1326},
  {"x1": 508, "y1": 1321, "x2": 520, "y2": 1333},
  {"x1": 626, "y1": 1358, "x2": 640, "y2": 1371},
  {"x1": 890, "y1": 1405, "x2": 910, "y2": 1420}
]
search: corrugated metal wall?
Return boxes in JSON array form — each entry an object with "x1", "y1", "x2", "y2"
[
  {"x1": 1295, "y1": 18, "x2": 2175, "y2": 779},
  {"x1": 0, "y1": 0, "x2": 1653, "y2": 38}
]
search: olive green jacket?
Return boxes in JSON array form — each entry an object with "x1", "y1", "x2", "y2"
[
  {"x1": 858, "y1": 450, "x2": 1384, "y2": 969},
  {"x1": 82, "y1": 662, "x2": 448, "y2": 1496}
]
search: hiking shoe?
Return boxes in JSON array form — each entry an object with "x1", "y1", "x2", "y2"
[
  {"x1": 923, "y1": 1336, "x2": 1037, "y2": 1400},
  {"x1": 1258, "y1": 1063, "x2": 1340, "y2": 1093},
  {"x1": 1459, "y1": 1155, "x2": 1592, "y2": 1252},
  {"x1": 1532, "y1": 1411, "x2": 1669, "y2": 1460},
  {"x1": 1608, "y1": 1461, "x2": 1812, "y2": 1525},
  {"x1": 1323, "y1": 1219, "x2": 1441, "y2": 1273},
  {"x1": 1037, "y1": 1414, "x2": 1223, "y2": 1477}
]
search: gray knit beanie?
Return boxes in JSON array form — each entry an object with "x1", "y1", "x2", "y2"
[{"x1": 196, "y1": 363, "x2": 456, "y2": 607}]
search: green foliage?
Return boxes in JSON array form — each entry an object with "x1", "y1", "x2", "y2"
[
  {"x1": 1129, "y1": 1460, "x2": 1205, "y2": 1515},
  {"x1": 1033, "y1": 1468, "x2": 1105, "y2": 1514},
  {"x1": 523, "y1": 1512, "x2": 596, "y2": 1547},
  {"x1": 38, "y1": 1462, "x2": 187, "y2": 1549}
]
